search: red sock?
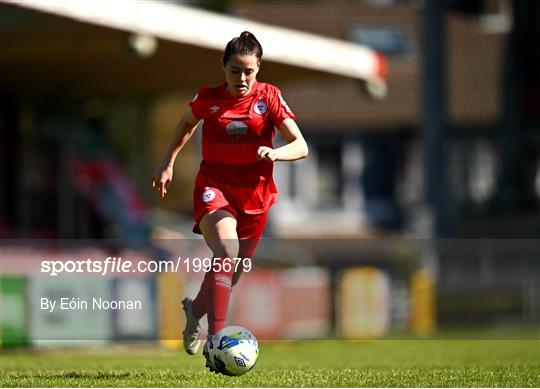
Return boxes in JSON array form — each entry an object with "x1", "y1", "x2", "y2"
[
  {"x1": 191, "y1": 272, "x2": 211, "y2": 320},
  {"x1": 207, "y1": 258, "x2": 234, "y2": 334}
]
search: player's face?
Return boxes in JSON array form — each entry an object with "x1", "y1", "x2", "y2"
[{"x1": 223, "y1": 54, "x2": 260, "y2": 97}]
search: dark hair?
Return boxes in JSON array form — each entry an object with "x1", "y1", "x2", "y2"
[{"x1": 222, "y1": 31, "x2": 263, "y2": 66}]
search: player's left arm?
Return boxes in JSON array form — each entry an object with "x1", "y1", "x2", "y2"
[{"x1": 257, "y1": 118, "x2": 308, "y2": 162}]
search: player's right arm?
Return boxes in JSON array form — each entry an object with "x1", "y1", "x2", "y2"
[{"x1": 152, "y1": 109, "x2": 200, "y2": 198}]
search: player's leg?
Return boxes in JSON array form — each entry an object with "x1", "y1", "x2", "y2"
[
  {"x1": 198, "y1": 209, "x2": 239, "y2": 334},
  {"x1": 197, "y1": 209, "x2": 239, "y2": 372},
  {"x1": 183, "y1": 184, "x2": 234, "y2": 355},
  {"x1": 232, "y1": 211, "x2": 269, "y2": 287}
]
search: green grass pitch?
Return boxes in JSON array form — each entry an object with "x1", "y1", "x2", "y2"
[{"x1": 1, "y1": 340, "x2": 539, "y2": 387}]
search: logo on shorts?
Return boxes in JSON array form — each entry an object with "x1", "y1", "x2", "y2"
[
  {"x1": 253, "y1": 99, "x2": 267, "y2": 115},
  {"x1": 202, "y1": 189, "x2": 216, "y2": 203}
]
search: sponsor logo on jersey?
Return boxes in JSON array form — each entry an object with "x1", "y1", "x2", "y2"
[
  {"x1": 226, "y1": 120, "x2": 248, "y2": 135},
  {"x1": 202, "y1": 189, "x2": 216, "y2": 203},
  {"x1": 253, "y1": 99, "x2": 267, "y2": 114},
  {"x1": 210, "y1": 105, "x2": 220, "y2": 113},
  {"x1": 279, "y1": 94, "x2": 292, "y2": 113}
]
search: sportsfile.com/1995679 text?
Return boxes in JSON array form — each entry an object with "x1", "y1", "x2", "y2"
[{"x1": 40, "y1": 256, "x2": 252, "y2": 276}]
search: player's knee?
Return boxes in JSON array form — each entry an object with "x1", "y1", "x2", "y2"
[{"x1": 213, "y1": 240, "x2": 239, "y2": 261}]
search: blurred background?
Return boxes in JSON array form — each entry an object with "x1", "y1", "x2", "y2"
[{"x1": 1, "y1": 0, "x2": 539, "y2": 347}]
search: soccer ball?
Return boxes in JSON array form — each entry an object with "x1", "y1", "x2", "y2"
[{"x1": 208, "y1": 326, "x2": 259, "y2": 376}]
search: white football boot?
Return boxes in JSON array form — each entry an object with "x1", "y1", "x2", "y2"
[{"x1": 181, "y1": 297, "x2": 201, "y2": 355}]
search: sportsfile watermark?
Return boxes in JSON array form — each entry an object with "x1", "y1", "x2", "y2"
[
  {"x1": 40, "y1": 256, "x2": 253, "y2": 276},
  {"x1": 1, "y1": 238, "x2": 538, "y2": 341}
]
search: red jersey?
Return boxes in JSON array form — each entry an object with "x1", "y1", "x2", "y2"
[{"x1": 189, "y1": 81, "x2": 295, "y2": 214}]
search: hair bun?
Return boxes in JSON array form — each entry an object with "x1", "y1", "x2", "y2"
[{"x1": 223, "y1": 31, "x2": 263, "y2": 65}]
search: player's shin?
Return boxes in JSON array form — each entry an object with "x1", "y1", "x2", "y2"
[
  {"x1": 207, "y1": 257, "x2": 234, "y2": 334},
  {"x1": 192, "y1": 273, "x2": 211, "y2": 319}
]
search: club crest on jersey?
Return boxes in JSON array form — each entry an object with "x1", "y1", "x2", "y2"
[
  {"x1": 226, "y1": 120, "x2": 248, "y2": 135},
  {"x1": 279, "y1": 95, "x2": 292, "y2": 113},
  {"x1": 202, "y1": 189, "x2": 216, "y2": 203},
  {"x1": 210, "y1": 105, "x2": 220, "y2": 114},
  {"x1": 253, "y1": 99, "x2": 267, "y2": 115}
]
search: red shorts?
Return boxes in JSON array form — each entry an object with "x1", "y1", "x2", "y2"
[{"x1": 193, "y1": 173, "x2": 273, "y2": 258}]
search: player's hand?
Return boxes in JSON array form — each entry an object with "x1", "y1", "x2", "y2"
[
  {"x1": 151, "y1": 164, "x2": 173, "y2": 198},
  {"x1": 256, "y1": 146, "x2": 279, "y2": 162}
]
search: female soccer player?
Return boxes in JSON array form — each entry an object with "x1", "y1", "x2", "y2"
[{"x1": 152, "y1": 31, "x2": 308, "y2": 371}]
